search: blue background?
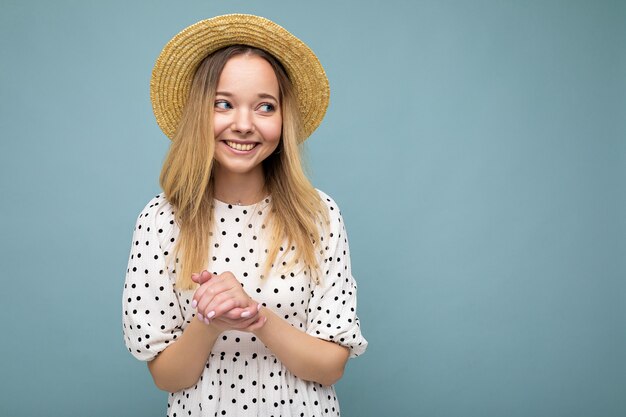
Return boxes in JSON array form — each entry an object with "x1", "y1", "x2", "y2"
[{"x1": 1, "y1": 1, "x2": 624, "y2": 416}]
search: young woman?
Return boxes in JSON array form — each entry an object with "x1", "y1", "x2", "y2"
[{"x1": 122, "y1": 14, "x2": 367, "y2": 416}]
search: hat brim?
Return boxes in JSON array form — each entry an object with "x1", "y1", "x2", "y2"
[{"x1": 150, "y1": 14, "x2": 329, "y2": 141}]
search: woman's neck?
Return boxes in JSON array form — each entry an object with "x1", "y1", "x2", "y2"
[{"x1": 212, "y1": 166, "x2": 267, "y2": 205}]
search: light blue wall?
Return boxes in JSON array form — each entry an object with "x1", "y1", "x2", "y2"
[{"x1": 1, "y1": 1, "x2": 623, "y2": 416}]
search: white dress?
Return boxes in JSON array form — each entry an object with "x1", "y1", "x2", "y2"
[{"x1": 122, "y1": 190, "x2": 367, "y2": 417}]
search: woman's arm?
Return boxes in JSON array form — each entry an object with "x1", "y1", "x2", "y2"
[
  {"x1": 253, "y1": 308, "x2": 350, "y2": 386},
  {"x1": 148, "y1": 271, "x2": 264, "y2": 393},
  {"x1": 193, "y1": 271, "x2": 350, "y2": 386},
  {"x1": 123, "y1": 196, "x2": 220, "y2": 392},
  {"x1": 147, "y1": 319, "x2": 221, "y2": 392}
]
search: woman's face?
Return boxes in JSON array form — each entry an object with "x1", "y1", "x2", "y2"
[{"x1": 212, "y1": 54, "x2": 282, "y2": 179}]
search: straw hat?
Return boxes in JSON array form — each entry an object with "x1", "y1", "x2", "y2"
[{"x1": 151, "y1": 14, "x2": 330, "y2": 141}]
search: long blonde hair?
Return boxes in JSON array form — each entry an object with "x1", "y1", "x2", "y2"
[{"x1": 159, "y1": 45, "x2": 328, "y2": 290}]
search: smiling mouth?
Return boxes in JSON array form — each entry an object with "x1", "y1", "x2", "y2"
[{"x1": 225, "y1": 141, "x2": 257, "y2": 151}]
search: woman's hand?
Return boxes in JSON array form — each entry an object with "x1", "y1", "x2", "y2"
[{"x1": 191, "y1": 271, "x2": 266, "y2": 332}]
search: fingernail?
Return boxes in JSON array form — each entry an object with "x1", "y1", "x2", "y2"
[
  {"x1": 257, "y1": 303, "x2": 263, "y2": 311},
  {"x1": 191, "y1": 300, "x2": 198, "y2": 308},
  {"x1": 207, "y1": 311, "x2": 216, "y2": 319},
  {"x1": 241, "y1": 311, "x2": 251, "y2": 318},
  {"x1": 204, "y1": 317, "x2": 211, "y2": 325},
  {"x1": 197, "y1": 313, "x2": 204, "y2": 321}
]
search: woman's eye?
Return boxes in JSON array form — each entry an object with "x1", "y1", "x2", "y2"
[
  {"x1": 215, "y1": 100, "x2": 232, "y2": 110},
  {"x1": 258, "y1": 103, "x2": 275, "y2": 113}
]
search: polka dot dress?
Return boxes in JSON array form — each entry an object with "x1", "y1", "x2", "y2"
[{"x1": 122, "y1": 190, "x2": 367, "y2": 417}]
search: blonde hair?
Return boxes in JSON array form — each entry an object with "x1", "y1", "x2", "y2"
[{"x1": 159, "y1": 45, "x2": 328, "y2": 290}]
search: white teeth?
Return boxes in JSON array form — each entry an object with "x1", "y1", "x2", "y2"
[{"x1": 226, "y1": 141, "x2": 256, "y2": 151}]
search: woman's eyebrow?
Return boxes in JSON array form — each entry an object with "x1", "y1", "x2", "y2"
[
  {"x1": 215, "y1": 91, "x2": 278, "y2": 102},
  {"x1": 258, "y1": 93, "x2": 278, "y2": 102}
]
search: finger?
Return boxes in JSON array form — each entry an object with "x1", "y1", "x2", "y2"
[
  {"x1": 202, "y1": 295, "x2": 242, "y2": 320},
  {"x1": 193, "y1": 270, "x2": 213, "y2": 285},
  {"x1": 202, "y1": 286, "x2": 255, "y2": 318},
  {"x1": 223, "y1": 307, "x2": 250, "y2": 320},
  {"x1": 192, "y1": 280, "x2": 213, "y2": 309},
  {"x1": 219, "y1": 300, "x2": 259, "y2": 320},
  {"x1": 196, "y1": 279, "x2": 237, "y2": 314},
  {"x1": 199, "y1": 270, "x2": 213, "y2": 284},
  {"x1": 238, "y1": 301, "x2": 262, "y2": 319},
  {"x1": 191, "y1": 270, "x2": 207, "y2": 284},
  {"x1": 191, "y1": 271, "x2": 217, "y2": 308},
  {"x1": 221, "y1": 308, "x2": 245, "y2": 320}
]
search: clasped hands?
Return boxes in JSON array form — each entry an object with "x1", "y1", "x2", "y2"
[{"x1": 191, "y1": 270, "x2": 266, "y2": 332}]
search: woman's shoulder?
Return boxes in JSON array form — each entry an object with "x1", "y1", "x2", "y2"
[
  {"x1": 315, "y1": 188, "x2": 341, "y2": 213},
  {"x1": 314, "y1": 189, "x2": 345, "y2": 232},
  {"x1": 133, "y1": 193, "x2": 177, "y2": 230},
  {"x1": 136, "y1": 193, "x2": 172, "y2": 216}
]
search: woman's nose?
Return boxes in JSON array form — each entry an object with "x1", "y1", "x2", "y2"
[{"x1": 231, "y1": 109, "x2": 254, "y2": 134}]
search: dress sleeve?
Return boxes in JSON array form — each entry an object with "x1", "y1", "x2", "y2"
[
  {"x1": 122, "y1": 195, "x2": 184, "y2": 361},
  {"x1": 306, "y1": 193, "x2": 368, "y2": 358}
]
